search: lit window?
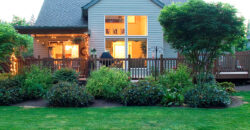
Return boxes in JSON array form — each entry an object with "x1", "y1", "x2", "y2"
[
  {"x1": 64, "y1": 42, "x2": 79, "y2": 58},
  {"x1": 128, "y1": 38, "x2": 147, "y2": 58},
  {"x1": 105, "y1": 16, "x2": 125, "y2": 35},
  {"x1": 105, "y1": 38, "x2": 125, "y2": 58},
  {"x1": 128, "y1": 16, "x2": 147, "y2": 36},
  {"x1": 50, "y1": 41, "x2": 79, "y2": 59},
  {"x1": 51, "y1": 43, "x2": 63, "y2": 59}
]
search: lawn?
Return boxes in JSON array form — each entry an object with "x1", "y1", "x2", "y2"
[{"x1": 0, "y1": 92, "x2": 249, "y2": 130}]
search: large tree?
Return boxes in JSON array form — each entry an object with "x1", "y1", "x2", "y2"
[
  {"x1": 159, "y1": 0, "x2": 246, "y2": 83},
  {"x1": 10, "y1": 15, "x2": 34, "y2": 58},
  {"x1": 0, "y1": 23, "x2": 32, "y2": 72}
]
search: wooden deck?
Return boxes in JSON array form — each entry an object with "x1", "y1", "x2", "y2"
[{"x1": 14, "y1": 51, "x2": 250, "y2": 80}]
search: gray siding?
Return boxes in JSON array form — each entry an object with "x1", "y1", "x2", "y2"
[
  {"x1": 164, "y1": 41, "x2": 177, "y2": 58},
  {"x1": 34, "y1": 38, "x2": 49, "y2": 58},
  {"x1": 88, "y1": 0, "x2": 177, "y2": 58}
]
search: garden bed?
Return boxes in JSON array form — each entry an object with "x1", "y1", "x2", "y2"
[{"x1": 12, "y1": 96, "x2": 246, "y2": 109}]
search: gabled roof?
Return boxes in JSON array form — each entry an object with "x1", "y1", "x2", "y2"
[
  {"x1": 35, "y1": 0, "x2": 91, "y2": 27},
  {"x1": 32, "y1": 0, "x2": 186, "y2": 28},
  {"x1": 82, "y1": 0, "x2": 165, "y2": 10}
]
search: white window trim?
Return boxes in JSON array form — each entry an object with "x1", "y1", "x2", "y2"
[{"x1": 104, "y1": 15, "x2": 149, "y2": 58}]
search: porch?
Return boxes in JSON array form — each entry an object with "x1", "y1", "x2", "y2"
[{"x1": 14, "y1": 51, "x2": 250, "y2": 80}]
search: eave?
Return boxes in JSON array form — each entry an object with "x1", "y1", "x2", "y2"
[
  {"x1": 81, "y1": 0, "x2": 165, "y2": 18},
  {"x1": 15, "y1": 26, "x2": 89, "y2": 34}
]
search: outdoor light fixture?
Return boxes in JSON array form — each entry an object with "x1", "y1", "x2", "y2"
[{"x1": 90, "y1": 48, "x2": 97, "y2": 55}]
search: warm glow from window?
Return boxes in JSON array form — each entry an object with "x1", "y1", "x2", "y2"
[
  {"x1": 105, "y1": 16, "x2": 125, "y2": 35},
  {"x1": 128, "y1": 16, "x2": 135, "y2": 23},
  {"x1": 128, "y1": 38, "x2": 147, "y2": 58},
  {"x1": 128, "y1": 16, "x2": 147, "y2": 36},
  {"x1": 51, "y1": 44, "x2": 63, "y2": 59},
  {"x1": 64, "y1": 44, "x2": 79, "y2": 58},
  {"x1": 50, "y1": 41, "x2": 79, "y2": 59},
  {"x1": 105, "y1": 38, "x2": 125, "y2": 58}
]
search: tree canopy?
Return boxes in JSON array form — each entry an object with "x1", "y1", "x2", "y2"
[
  {"x1": 0, "y1": 23, "x2": 32, "y2": 72},
  {"x1": 159, "y1": 0, "x2": 246, "y2": 83}
]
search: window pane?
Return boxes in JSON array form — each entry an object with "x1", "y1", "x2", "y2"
[
  {"x1": 64, "y1": 41, "x2": 79, "y2": 58},
  {"x1": 50, "y1": 42, "x2": 79, "y2": 59},
  {"x1": 105, "y1": 16, "x2": 125, "y2": 35},
  {"x1": 105, "y1": 38, "x2": 125, "y2": 58},
  {"x1": 51, "y1": 43, "x2": 63, "y2": 59},
  {"x1": 128, "y1": 38, "x2": 147, "y2": 58},
  {"x1": 128, "y1": 16, "x2": 147, "y2": 36}
]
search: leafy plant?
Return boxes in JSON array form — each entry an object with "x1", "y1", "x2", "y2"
[
  {"x1": 218, "y1": 82, "x2": 236, "y2": 93},
  {"x1": 196, "y1": 73, "x2": 216, "y2": 85},
  {"x1": 159, "y1": 0, "x2": 246, "y2": 83},
  {"x1": 53, "y1": 68, "x2": 79, "y2": 83},
  {"x1": 0, "y1": 23, "x2": 31, "y2": 72},
  {"x1": 0, "y1": 73, "x2": 12, "y2": 81},
  {"x1": 161, "y1": 91, "x2": 185, "y2": 107},
  {"x1": 86, "y1": 66, "x2": 130, "y2": 102},
  {"x1": 184, "y1": 84, "x2": 231, "y2": 108},
  {"x1": 0, "y1": 75, "x2": 25, "y2": 105},
  {"x1": 158, "y1": 65, "x2": 193, "y2": 106},
  {"x1": 46, "y1": 82, "x2": 94, "y2": 107},
  {"x1": 159, "y1": 65, "x2": 193, "y2": 93},
  {"x1": 22, "y1": 65, "x2": 53, "y2": 100},
  {"x1": 122, "y1": 79, "x2": 164, "y2": 106}
]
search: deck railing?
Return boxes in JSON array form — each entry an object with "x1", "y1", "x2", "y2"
[{"x1": 15, "y1": 53, "x2": 250, "y2": 79}]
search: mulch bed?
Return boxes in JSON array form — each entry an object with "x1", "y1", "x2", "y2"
[
  {"x1": 12, "y1": 99, "x2": 123, "y2": 108},
  {"x1": 12, "y1": 84, "x2": 250, "y2": 108}
]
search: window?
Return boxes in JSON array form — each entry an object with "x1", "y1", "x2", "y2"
[
  {"x1": 64, "y1": 41, "x2": 79, "y2": 58},
  {"x1": 105, "y1": 38, "x2": 125, "y2": 58},
  {"x1": 105, "y1": 16, "x2": 148, "y2": 58},
  {"x1": 105, "y1": 16, "x2": 125, "y2": 35},
  {"x1": 50, "y1": 41, "x2": 79, "y2": 59},
  {"x1": 128, "y1": 16, "x2": 147, "y2": 36},
  {"x1": 51, "y1": 43, "x2": 63, "y2": 59},
  {"x1": 128, "y1": 38, "x2": 147, "y2": 58}
]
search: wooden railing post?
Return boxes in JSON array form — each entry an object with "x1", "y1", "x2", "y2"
[
  {"x1": 94, "y1": 55, "x2": 97, "y2": 70},
  {"x1": 17, "y1": 57, "x2": 24, "y2": 74},
  {"x1": 128, "y1": 54, "x2": 131, "y2": 73},
  {"x1": 62, "y1": 55, "x2": 65, "y2": 68},
  {"x1": 160, "y1": 54, "x2": 164, "y2": 74}
]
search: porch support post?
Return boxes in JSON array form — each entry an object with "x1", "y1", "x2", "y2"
[{"x1": 128, "y1": 54, "x2": 131, "y2": 73}]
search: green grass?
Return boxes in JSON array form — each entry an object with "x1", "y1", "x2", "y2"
[{"x1": 0, "y1": 92, "x2": 249, "y2": 130}]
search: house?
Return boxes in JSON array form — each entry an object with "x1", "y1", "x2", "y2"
[{"x1": 16, "y1": 0, "x2": 187, "y2": 60}]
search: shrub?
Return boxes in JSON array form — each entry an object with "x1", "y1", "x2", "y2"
[
  {"x1": 22, "y1": 65, "x2": 53, "y2": 100},
  {"x1": 159, "y1": 65, "x2": 193, "y2": 93},
  {"x1": 158, "y1": 65, "x2": 193, "y2": 106},
  {"x1": 0, "y1": 75, "x2": 25, "y2": 105},
  {"x1": 161, "y1": 90, "x2": 185, "y2": 106},
  {"x1": 184, "y1": 84, "x2": 231, "y2": 108},
  {"x1": 196, "y1": 73, "x2": 216, "y2": 85},
  {"x1": 86, "y1": 67, "x2": 130, "y2": 102},
  {"x1": 0, "y1": 73, "x2": 12, "y2": 81},
  {"x1": 53, "y1": 68, "x2": 79, "y2": 83},
  {"x1": 46, "y1": 82, "x2": 94, "y2": 107},
  {"x1": 218, "y1": 82, "x2": 236, "y2": 93},
  {"x1": 122, "y1": 80, "x2": 164, "y2": 106}
]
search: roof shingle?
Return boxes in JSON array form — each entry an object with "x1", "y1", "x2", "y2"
[{"x1": 35, "y1": 0, "x2": 187, "y2": 27}]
